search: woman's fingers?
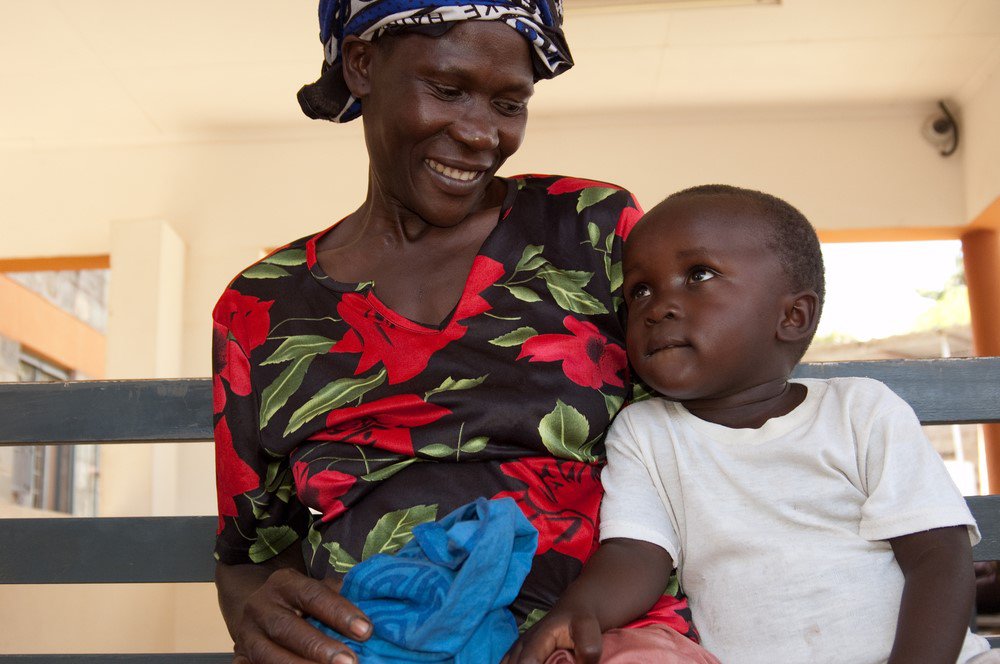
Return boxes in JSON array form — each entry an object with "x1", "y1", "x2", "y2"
[{"x1": 235, "y1": 568, "x2": 367, "y2": 663}]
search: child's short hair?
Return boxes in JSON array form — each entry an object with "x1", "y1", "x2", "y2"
[{"x1": 662, "y1": 184, "x2": 825, "y2": 357}]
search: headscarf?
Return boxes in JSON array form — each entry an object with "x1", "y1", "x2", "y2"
[{"x1": 297, "y1": 0, "x2": 574, "y2": 123}]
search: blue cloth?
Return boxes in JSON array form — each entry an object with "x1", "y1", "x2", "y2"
[
  {"x1": 311, "y1": 497, "x2": 538, "y2": 663},
  {"x1": 298, "y1": 0, "x2": 573, "y2": 122}
]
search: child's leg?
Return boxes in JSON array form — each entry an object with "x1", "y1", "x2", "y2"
[{"x1": 543, "y1": 624, "x2": 721, "y2": 664}]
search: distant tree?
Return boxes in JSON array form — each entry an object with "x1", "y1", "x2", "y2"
[{"x1": 913, "y1": 257, "x2": 970, "y2": 331}]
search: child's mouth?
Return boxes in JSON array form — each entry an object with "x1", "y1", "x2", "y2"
[{"x1": 644, "y1": 342, "x2": 689, "y2": 358}]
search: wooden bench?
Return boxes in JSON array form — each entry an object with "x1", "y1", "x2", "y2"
[{"x1": 1, "y1": 357, "x2": 998, "y2": 661}]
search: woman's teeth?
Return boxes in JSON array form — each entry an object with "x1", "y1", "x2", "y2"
[{"x1": 426, "y1": 159, "x2": 481, "y2": 182}]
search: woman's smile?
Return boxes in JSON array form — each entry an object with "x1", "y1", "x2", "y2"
[{"x1": 424, "y1": 158, "x2": 486, "y2": 184}]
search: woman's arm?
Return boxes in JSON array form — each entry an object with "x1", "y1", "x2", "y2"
[
  {"x1": 217, "y1": 544, "x2": 371, "y2": 664},
  {"x1": 887, "y1": 525, "x2": 975, "y2": 664},
  {"x1": 504, "y1": 538, "x2": 673, "y2": 664}
]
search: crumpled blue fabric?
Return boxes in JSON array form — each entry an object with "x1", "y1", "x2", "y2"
[{"x1": 311, "y1": 497, "x2": 538, "y2": 663}]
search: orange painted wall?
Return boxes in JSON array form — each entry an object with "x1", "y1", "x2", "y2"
[{"x1": 0, "y1": 274, "x2": 105, "y2": 378}]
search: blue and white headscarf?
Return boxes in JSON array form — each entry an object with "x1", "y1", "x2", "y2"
[{"x1": 297, "y1": 0, "x2": 573, "y2": 123}]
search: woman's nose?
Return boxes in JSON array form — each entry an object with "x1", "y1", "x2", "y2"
[{"x1": 449, "y1": 102, "x2": 499, "y2": 151}]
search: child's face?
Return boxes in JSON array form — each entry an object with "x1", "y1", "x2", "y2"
[{"x1": 623, "y1": 196, "x2": 794, "y2": 402}]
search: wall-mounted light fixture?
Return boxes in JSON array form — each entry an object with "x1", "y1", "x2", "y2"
[{"x1": 921, "y1": 101, "x2": 959, "y2": 157}]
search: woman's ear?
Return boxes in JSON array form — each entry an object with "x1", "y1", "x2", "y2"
[
  {"x1": 341, "y1": 35, "x2": 376, "y2": 99},
  {"x1": 776, "y1": 291, "x2": 820, "y2": 344}
]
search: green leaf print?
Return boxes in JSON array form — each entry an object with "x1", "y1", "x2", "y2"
[
  {"x1": 418, "y1": 443, "x2": 455, "y2": 458},
  {"x1": 537, "y1": 267, "x2": 608, "y2": 315},
  {"x1": 259, "y1": 354, "x2": 317, "y2": 429},
  {"x1": 424, "y1": 375, "x2": 489, "y2": 401},
  {"x1": 307, "y1": 526, "x2": 323, "y2": 556},
  {"x1": 520, "y1": 609, "x2": 547, "y2": 633},
  {"x1": 602, "y1": 392, "x2": 625, "y2": 420},
  {"x1": 360, "y1": 457, "x2": 421, "y2": 482},
  {"x1": 609, "y1": 260, "x2": 624, "y2": 294},
  {"x1": 262, "y1": 248, "x2": 307, "y2": 266},
  {"x1": 576, "y1": 187, "x2": 618, "y2": 213},
  {"x1": 249, "y1": 526, "x2": 299, "y2": 563},
  {"x1": 515, "y1": 245, "x2": 547, "y2": 273},
  {"x1": 632, "y1": 382, "x2": 655, "y2": 404},
  {"x1": 586, "y1": 222, "x2": 601, "y2": 248},
  {"x1": 504, "y1": 284, "x2": 543, "y2": 303},
  {"x1": 459, "y1": 436, "x2": 489, "y2": 454},
  {"x1": 261, "y1": 335, "x2": 335, "y2": 365},
  {"x1": 538, "y1": 400, "x2": 594, "y2": 462},
  {"x1": 488, "y1": 327, "x2": 538, "y2": 348},
  {"x1": 664, "y1": 573, "x2": 680, "y2": 597},
  {"x1": 242, "y1": 264, "x2": 292, "y2": 279},
  {"x1": 362, "y1": 504, "x2": 438, "y2": 561},
  {"x1": 284, "y1": 369, "x2": 387, "y2": 436},
  {"x1": 323, "y1": 542, "x2": 358, "y2": 574}
]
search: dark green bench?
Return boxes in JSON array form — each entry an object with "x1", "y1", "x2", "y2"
[{"x1": 1, "y1": 357, "x2": 998, "y2": 661}]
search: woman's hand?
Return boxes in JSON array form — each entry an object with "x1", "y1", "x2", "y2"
[
  {"x1": 216, "y1": 547, "x2": 372, "y2": 663},
  {"x1": 502, "y1": 607, "x2": 603, "y2": 664}
]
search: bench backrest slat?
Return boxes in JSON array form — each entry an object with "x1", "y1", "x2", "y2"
[
  {"x1": 0, "y1": 357, "x2": 995, "y2": 448},
  {"x1": 0, "y1": 516, "x2": 216, "y2": 584}
]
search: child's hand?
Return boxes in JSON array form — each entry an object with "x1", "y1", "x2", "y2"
[{"x1": 502, "y1": 607, "x2": 603, "y2": 664}]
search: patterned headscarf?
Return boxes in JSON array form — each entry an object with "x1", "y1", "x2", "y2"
[{"x1": 297, "y1": 0, "x2": 573, "y2": 123}]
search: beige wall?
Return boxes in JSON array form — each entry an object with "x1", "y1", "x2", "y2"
[{"x1": 961, "y1": 52, "x2": 1000, "y2": 222}]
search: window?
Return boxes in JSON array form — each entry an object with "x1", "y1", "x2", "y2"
[{"x1": 10, "y1": 353, "x2": 99, "y2": 515}]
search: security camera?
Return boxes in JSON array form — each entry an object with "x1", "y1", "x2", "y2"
[{"x1": 921, "y1": 101, "x2": 959, "y2": 157}]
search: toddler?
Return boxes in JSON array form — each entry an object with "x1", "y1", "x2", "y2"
[{"x1": 505, "y1": 185, "x2": 995, "y2": 664}]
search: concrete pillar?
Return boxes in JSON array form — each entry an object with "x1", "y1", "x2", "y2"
[
  {"x1": 961, "y1": 228, "x2": 1000, "y2": 493},
  {"x1": 101, "y1": 218, "x2": 186, "y2": 517}
]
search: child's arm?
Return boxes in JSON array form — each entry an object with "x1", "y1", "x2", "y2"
[
  {"x1": 503, "y1": 538, "x2": 673, "y2": 664},
  {"x1": 887, "y1": 525, "x2": 975, "y2": 664}
]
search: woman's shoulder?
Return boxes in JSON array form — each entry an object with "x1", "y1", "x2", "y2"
[
  {"x1": 212, "y1": 232, "x2": 319, "y2": 315},
  {"x1": 507, "y1": 174, "x2": 643, "y2": 237}
]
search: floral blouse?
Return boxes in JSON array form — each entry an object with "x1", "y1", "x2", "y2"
[{"x1": 212, "y1": 174, "x2": 694, "y2": 635}]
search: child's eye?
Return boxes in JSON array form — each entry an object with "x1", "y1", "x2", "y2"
[
  {"x1": 689, "y1": 268, "x2": 716, "y2": 283},
  {"x1": 629, "y1": 283, "x2": 652, "y2": 300}
]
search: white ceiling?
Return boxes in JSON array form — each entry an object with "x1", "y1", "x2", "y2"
[{"x1": 2, "y1": 0, "x2": 999, "y2": 145}]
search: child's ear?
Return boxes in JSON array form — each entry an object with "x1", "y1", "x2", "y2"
[
  {"x1": 341, "y1": 36, "x2": 376, "y2": 99},
  {"x1": 776, "y1": 290, "x2": 820, "y2": 344}
]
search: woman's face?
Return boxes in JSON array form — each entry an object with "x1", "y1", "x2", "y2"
[{"x1": 347, "y1": 21, "x2": 535, "y2": 227}]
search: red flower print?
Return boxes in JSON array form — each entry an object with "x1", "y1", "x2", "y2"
[
  {"x1": 615, "y1": 204, "x2": 643, "y2": 240},
  {"x1": 518, "y1": 316, "x2": 627, "y2": 389},
  {"x1": 546, "y1": 177, "x2": 623, "y2": 196},
  {"x1": 314, "y1": 395, "x2": 451, "y2": 456},
  {"x1": 493, "y1": 457, "x2": 602, "y2": 562},
  {"x1": 213, "y1": 373, "x2": 226, "y2": 415},
  {"x1": 292, "y1": 462, "x2": 356, "y2": 523},
  {"x1": 332, "y1": 256, "x2": 504, "y2": 384},
  {"x1": 213, "y1": 289, "x2": 272, "y2": 397},
  {"x1": 625, "y1": 594, "x2": 696, "y2": 638},
  {"x1": 213, "y1": 288, "x2": 272, "y2": 352},
  {"x1": 215, "y1": 416, "x2": 259, "y2": 534}
]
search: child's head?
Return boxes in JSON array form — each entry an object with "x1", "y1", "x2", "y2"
[{"x1": 623, "y1": 184, "x2": 824, "y2": 402}]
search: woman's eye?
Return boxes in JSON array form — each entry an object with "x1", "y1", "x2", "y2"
[
  {"x1": 494, "y1": 99, "x2": 526, "y2": 116},
  {"x1": 431, "y1": 84, "x2": 462, "y2": 100},
  {"x1": 629, "y1": 283, "x2": 651, "y2": 300},
  {"x1": 689, "y1": 268, "x2": 716, "y2": 283}
]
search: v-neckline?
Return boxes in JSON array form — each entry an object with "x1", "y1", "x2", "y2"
[{"x1": 306, "y1": 178, "x2": 519, "y2": 332}]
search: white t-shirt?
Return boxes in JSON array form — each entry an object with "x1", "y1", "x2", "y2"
[{"x1": 600, "y1": 377, "x2": 989, "y2": 664}]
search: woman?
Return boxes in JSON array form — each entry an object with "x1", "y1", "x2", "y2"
[{"x1": 213, "y1": 2, "x2": 710, "y2": 662}]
